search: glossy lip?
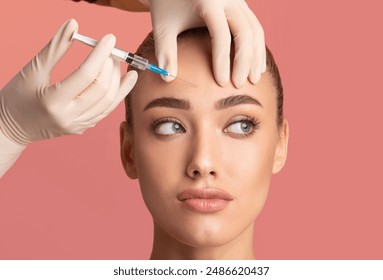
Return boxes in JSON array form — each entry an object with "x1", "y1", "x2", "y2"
[{"x1": 177, "y1": 188, "x2": 233, "y2": 213}]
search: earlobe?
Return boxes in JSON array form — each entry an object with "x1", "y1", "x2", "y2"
[
  {"x1": 120, "y1": 122, "x2": 138, "y2": 179},
  {"x1": 272, "y1": 119, "x2": 289, "y2": 174}
]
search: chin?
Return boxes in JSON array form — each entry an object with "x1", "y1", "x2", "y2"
[{"x1": 165, "y1": 219, "x2": 240, "y2": 248}]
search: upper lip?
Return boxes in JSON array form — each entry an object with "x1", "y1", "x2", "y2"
[{"x1": 177, "y1": 188, "x2": 233, "y2": 201}]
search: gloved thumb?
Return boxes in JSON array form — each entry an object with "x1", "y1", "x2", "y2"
[
  {"x1": 153, "y1": 30, "x2": 178, "y2": 82},
  {"x1": 22, "y1": 19, "x2": 78, "y2": 79}
]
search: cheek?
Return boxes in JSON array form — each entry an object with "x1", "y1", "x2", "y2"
[
  {"x1": 132, "y1": 129, "x2": 188, "y2": 211},
  {"x1": 224, "y1": 129, "x2": 278, "y2": 218},
  {"x1": 224, "y1": 131, "x2": 277, "y2": 183},
  {"x1": 134, "y1": 134, "x2": 187, "y2": 180}
]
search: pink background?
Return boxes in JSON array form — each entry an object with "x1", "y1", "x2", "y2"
[{"x1": 1, "y1": 0, "x2": 382, "y2": 259}]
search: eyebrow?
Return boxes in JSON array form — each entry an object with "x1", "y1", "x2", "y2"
[
  {"x1": 215, "y1": 95, "x2": 263, "y2": 110},
  {"x1": 143, "y1": 94, "x2": 262, "y2": 111},
  {"x1": 144, "y1": 97, "x2": 191, "y2": 111}
]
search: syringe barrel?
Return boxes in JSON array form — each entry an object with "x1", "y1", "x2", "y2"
[
  {"x1": 111, "y1": 48, "x2": 129, "y2": 62},
  {"x1": 72, "y1": 32, "x2": 150, "y2": 70},
  {"x1": 125, "y1": 54, "x2": 149, "y2": 70}
]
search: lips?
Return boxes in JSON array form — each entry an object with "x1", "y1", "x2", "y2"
[{"x1": 177, "y1": 188, "x2": 233, "y2": 213}]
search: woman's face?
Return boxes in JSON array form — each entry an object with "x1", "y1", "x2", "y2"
[{"x1": 120, "y1": 38, "x2": 288, "y2": 248}]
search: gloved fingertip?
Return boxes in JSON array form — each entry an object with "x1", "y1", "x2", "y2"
[
  {"x1": 262, "y1": 59, "x2": 267, "y2": 73},
  {"x1": 254, "y1": 70, "x2": 262, "y2": 84},
  {"x1": 96, "y1": 34, "x2": 116, "y2": 54},
  {"x1": 160, "y1": 59, "x2": 177, "y2": 83},
  {"x1": 62, "y1": 19, "x2": 79, "y2": 42},
  {"x1": 215, "y1": 71, "x2": 229, "y2": 87},
  {"x1": 249, "y1": 67, "x2": 260, "y2": 84},
  {"x1": 217, "y1": 77, "x2": 229, "y2": 87},
  {"x1": 212, "y1": 57, "x2": 230, "y2": 87},
  {"x1": 232, "y1": 75, "x2": 246, "y2": 89},
  {"x1": 161, "y1": 74, "x2": 176, "y2": 82},
  {"x1": 128, "y1": 69, "x2": 138, "y2": 77},
  {"x1": 122, "y1": 70, "x2": 138, "y2": 93},
  {"x1": 126, "y1": 70, "x2": 138, "y2": 83},
  {"x1": 103, "y1": 34, "x2": 116, "y2": 46},
  {"x1": 66, "y1": 18, "x2": 79, "y2": 32}
]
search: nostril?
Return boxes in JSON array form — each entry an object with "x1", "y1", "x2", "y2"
[
  {"x1": 192, "y1": 170, "x2": 215, "y2": 177},
  {"x1": 188, "y1": 168, "x2": 216, "y2": 178}
]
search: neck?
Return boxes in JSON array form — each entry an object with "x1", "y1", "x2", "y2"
[{"x1": 150, "y1": 223, "x2": 256, "y2": 260}]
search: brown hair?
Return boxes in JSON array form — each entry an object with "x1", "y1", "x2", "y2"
[{"x1": 125, "y1": 28, "x2": 284, "y2": 129}]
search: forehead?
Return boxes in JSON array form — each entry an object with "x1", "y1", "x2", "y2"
[{"x1": 130, "y1": 38, "x2": 276, "y2": 116}]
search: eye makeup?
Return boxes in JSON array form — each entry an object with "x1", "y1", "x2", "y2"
[
  {"x1": 150, "y1": 117, "x2": 186, "y2": 136},
  {"x1": 149, "y1": 114, "x2": 260, "y2": 139},
  {"x1": 223, "y1": 116, "x2": 260, "y2": 139}
]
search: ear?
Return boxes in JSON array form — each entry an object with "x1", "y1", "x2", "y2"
[
  {"x1": 272, "y1": 119, "x2": 289, "y2": 174},
  {"x1": 120, "y1": 121, "x2": 138, "y2": 179}
]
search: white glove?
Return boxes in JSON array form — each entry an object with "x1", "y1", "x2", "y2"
[
  {"x1": 0, "y1": 19, "x2": 138, "y2": 177},
  {"x1": 81, "y1": 0, "x2": 265, "y2": 87},
  {"x1": 145, "y1": 0, "x2": 266, "y2": 88}
]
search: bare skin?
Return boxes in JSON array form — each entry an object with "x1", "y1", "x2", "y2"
[{"x1": 120, "y1": 37, "x2": 289, "y2": 259}]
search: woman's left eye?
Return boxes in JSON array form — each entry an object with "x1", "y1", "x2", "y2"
[
  {"x1": 224, "y1": 118, "x2": 259, "y2": 136},
  {"x1": 154, "y1": 121, "x2": 186, "y2": 135}
]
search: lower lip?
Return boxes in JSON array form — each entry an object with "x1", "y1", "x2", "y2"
[{"x1": 180, "y1": 199, "x2": 231, "y2": 213}]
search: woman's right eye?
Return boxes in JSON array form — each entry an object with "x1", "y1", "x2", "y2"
[{"x1": 154, "y1": 121, "x2": 186, "y2": 135}]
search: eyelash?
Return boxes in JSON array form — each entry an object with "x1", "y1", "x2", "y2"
[
  {"x1": 150, "y1": 117, "x2": 186, "y2": 135},
  {"x1": 224, "y1": 116, "x2": 260, "y2": 139},
  {"x1": 150, "y1": 116, "x2": 260, "y2": 138}
]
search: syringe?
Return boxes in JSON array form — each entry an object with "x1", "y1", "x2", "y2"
[{"x1": 71, "y1": 32, "x2": 172, "y2": 77}]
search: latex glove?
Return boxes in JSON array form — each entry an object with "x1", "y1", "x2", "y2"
[
  {"x1": 0, "y1": 19, "x2": 137, "y2": 177},
  {"x1": 76, "y1": 0, "x2": 265, "y2": 87},
  {"x1": 145, "y1": 0, "x2": 265, "y2": 88}
]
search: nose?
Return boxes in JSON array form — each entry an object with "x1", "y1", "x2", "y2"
[{"x1": 186, "y1": 130, "x2": 219, "y2": 179}]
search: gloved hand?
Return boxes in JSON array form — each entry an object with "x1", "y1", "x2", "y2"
[
  {"x1": 80, "y1": 0, "x2": 266, "y2": 87},
  {"x1": 143, "y1": 0, "x2": 265, "y2": 88},
  {"x1": 0, "y1": 18, "x2": 137, "y2": 177},
  {"x1": 76, "y1": 0, "x2": 265, "y2": 88}
]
